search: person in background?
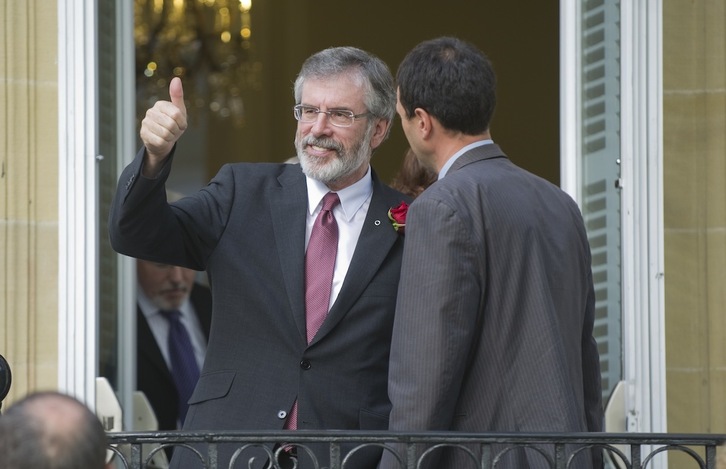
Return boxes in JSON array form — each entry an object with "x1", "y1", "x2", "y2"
[
  {"x1": 136, "y1": 258, "x2": 211, "y2": 431},
  {"x1": 0, "y1": 391, "x2": 112, "y2": 469},
  {"x1": 109, "y1": 46, "x2": 409, "y2": 469},
  {"x1": 381, "y1": 36, "x2": 603, "y2": 469},
  {"x1": 389, "y1": 147, "x2": 437, "y2": 199}
]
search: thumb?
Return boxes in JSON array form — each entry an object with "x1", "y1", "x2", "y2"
[{"x1": 169, "y1": 77, "x2": 187, "y2": 115}]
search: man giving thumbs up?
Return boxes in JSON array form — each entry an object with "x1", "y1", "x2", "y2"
[{"x1": 109, "y1": 47, "x2": 412, "y2": 469}]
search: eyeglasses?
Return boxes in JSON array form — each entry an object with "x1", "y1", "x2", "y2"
[{"x1": 293, "y1": 104, "x2": 371, "y2": 128}]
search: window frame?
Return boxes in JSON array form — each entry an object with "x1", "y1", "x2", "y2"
[
  {"x1": 559, "y1": 0, "x2": 666, "y2": 436},
  {"x1": 58, "y1": 0, "x2": 136, "y2": 428},
  {"x1": 58, "y1": 0, "x2": 100, "y2": 401}
]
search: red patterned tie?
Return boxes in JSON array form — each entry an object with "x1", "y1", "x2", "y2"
[
  {"x1": 285, "y1": 191, "x2": 340, "y2": 430},
  {"x1": 305, "y1": 192, "x2": 340, "y2": 343}
]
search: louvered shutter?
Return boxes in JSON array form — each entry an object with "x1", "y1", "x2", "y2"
[{"x1": 580, "y1": 0, "x2": 623, "y2": 402}]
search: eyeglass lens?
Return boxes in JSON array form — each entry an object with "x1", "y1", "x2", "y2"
[{"x1": 294, "y1": 106, "x2": 360, "y2": 127}]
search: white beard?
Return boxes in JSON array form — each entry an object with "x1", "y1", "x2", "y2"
[{"x1": 295, "y1": 125, "x2": 374, "y2": 186}]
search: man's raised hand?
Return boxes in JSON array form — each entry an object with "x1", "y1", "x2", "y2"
[{"x1": 139, "y1": 77, "x2": 188, "y2": 172}]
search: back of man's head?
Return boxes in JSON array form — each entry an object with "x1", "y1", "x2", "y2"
[
  {"x1": 396, "y1": 36, "x2": 497, "y2": 135},
  {"x1": 0, "y1": 391, "x2": 108, "y2": 469}
]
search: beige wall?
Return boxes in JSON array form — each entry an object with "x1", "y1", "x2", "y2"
[
  {"x1": 664, "y1": 0, "x2": 726, "y2": 435},
  {"x1": 0, "y1": 2, "x2": 59, "y2": 403}
]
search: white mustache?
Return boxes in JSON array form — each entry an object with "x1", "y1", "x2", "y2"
[{"x1": 302, "y1": 136, "x2": 343, "y2": 153}]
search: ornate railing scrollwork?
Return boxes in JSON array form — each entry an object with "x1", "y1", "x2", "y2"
[{"x1": 106, "y1": 430, "x2": 726, "y2": 469}]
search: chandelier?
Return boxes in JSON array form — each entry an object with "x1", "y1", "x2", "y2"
[{"x1": 134, "y1": 0, "x2": 261, "y2": 127}]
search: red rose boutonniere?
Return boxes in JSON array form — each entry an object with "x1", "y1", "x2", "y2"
[{"x1": 388, "y1": 201, "x2": 409, "y2": 234}]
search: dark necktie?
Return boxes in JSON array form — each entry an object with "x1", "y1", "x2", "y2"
[
  {"x1": 160, "y1": 309, "x2": 200, "y2": 425},
  {"x1": 285, "y1": 191, "x2": 340, "y2": 430}
]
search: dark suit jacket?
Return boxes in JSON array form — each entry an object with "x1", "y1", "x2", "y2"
[
  {"x1": 382, "y1": 144, "x2": 603, "y2": 469},
  {"x1": 137, "y1": 283, "x2": 212, "y2": 431},
  {"x1": 110, "y1": 148, "x2": 409, "y2": 469}
]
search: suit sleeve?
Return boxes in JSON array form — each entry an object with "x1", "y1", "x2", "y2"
[
  {"x1": 387, "y1": 196, "x2": 483, "y2": 432},
  {"x1": 108, "y1": 146, "x2": 234, "y2": 270}
]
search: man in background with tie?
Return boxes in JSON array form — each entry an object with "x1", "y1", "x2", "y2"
[
  {"x1": 109, "y1": 46, "x2": 409, "y2": 469},
  {"x1": 136, "y1": 258, "x2": 211, "y2": 431}
]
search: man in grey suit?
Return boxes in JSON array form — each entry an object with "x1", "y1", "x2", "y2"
[
  {"x1": 381, "y1": 37, "x2": 604, "y2": 469},
  {"x1": 109, "y1": 47, "x2": 410, "y2": 469}
]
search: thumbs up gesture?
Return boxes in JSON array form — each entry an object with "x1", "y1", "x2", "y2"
[{"x1": 140, "y1": 77, "x2": 188, "y2": 173}]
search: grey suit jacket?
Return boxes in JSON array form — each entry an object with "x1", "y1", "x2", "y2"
[
  {"x1": 109, "y1": 148, "x2": 410, "y2": 469},
  {"x1": 381, "y1": 144, "x2": 603, "y2": 469}
]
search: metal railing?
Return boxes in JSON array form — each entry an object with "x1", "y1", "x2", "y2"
[{"x1": 106, "y1": 430, "x2": 726, "y2": 469}]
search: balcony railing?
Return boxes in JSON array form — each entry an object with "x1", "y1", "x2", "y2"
[{"x1": 106, "y1": 430, "x2": 726, "y2": 469}]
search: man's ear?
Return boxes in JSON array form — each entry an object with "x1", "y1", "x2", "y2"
[
  {"x1": 369, "y1": 117, "x2": 391, "y2": 150},
  {"x1": 414, "y1": 108, "x2": 433, "y2": 140}
]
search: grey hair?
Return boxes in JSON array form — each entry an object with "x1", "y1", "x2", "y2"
[{"x1": 293, "y1": 47, "x2": 396, "y2": 138}]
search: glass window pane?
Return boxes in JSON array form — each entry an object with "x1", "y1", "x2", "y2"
[{"x1": 97, "y1": 0, "x2": 120, "y2": 390}]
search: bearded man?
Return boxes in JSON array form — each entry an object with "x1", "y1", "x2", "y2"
[
  {"x1": 135, "y1": 258, "x2": 211, "y2": 432},
  {"x1": 109, "y1": 46, "x2": 410, "y2": 469}
]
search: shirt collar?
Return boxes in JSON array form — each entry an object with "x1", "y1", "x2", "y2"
[
  {"x1": 438, "y1": 139, "x2": 494, "y2": 179},
  {"x1": 306, "y1": 166, "x2": 373, "y2": 222}
]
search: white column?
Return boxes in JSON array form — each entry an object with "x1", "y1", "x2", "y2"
[
  {"x1": 57, "y1": 0, "x2": 99, "y2": 404},
  {"x1": 620, "y1": 0, "x2": 667, "y2": 436}
]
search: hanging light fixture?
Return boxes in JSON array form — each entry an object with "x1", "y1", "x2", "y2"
[{"x1": 134, "y1": 0, "x2": 261, "y2": 126}]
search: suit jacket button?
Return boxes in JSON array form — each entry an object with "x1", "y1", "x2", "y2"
[
  {"x1": 277, "y1": 410, "x2": 287, "y2": 419},
  {"x1": 300, "y1": 360, "x2": 311, "y2": 370}
]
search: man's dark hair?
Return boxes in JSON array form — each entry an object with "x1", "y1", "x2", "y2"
[
  {"x1": 0, "y1": 391, "x2": 108, "y2": 469},
  {"x1": 396, "y1": 36, "x2": 496, "y2": 135}
]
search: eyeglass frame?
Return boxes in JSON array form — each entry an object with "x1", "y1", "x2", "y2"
[{"x1": 293, "y1": 104, "x2": 372, "y2": 128}]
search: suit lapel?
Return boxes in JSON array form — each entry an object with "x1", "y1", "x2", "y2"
[
  {"x1": 190, "y1": 285, "x2": 212, "y2": 338},
  {"x1": 268, "y1": 167, "x2": 308, "y2": 343},
  {"x1": 310, "y1": 172, "x2": 402, "y2": 344},
  {"x1": 137, "y1": 307, "x2": 174, "y2": 382}
]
